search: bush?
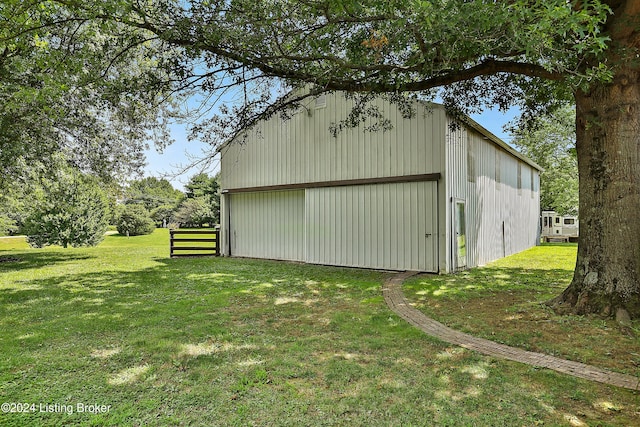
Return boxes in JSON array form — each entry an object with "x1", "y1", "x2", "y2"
[
  {"x1": 151, "y1": 204, "x2": 177, "y2": 228},
  {"x1": 0, "y1": 214, "x2": 18, "y2": 236},
  {"x1": 172, "y1": 197, "x2": 214, "y2": 228},
  {"x1": 22, "y1": 170, "x2": 110, "y2": 248},
  {"x1": 116, "y1": 204, "x2": 155, "y2": 236}
]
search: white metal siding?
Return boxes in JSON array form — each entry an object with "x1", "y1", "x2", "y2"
[
  {"x1": 461, "y1": 130, "x2": 540, "y2": 268},
  {"x1": 229, "y1": 190, "x2": 305, "y2": 261},
  {"x1": 445, "y1": 122, "x2": 469, "y2": 271},
  {"x1": 305, "y1": 182, "x2": 439, "y2": 272},
  {"x1": 220, "y1": 92, "x2": 540, "y2": 273},
  {"x1": 220, "y1": 94, "x2": 447, "y2": 190}
]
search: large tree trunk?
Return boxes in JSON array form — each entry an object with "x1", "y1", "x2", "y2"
[
  {"x1": 552, "y1": 67, "x2": 640, "y2": 320},
  {"x1": 552, "y1": 1, "x2": 640, "y2": 320}
]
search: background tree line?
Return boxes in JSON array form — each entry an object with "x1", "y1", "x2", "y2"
[
  {"x1": 116, "y1": 173, "x2": 220, "y2": 233},
  {"x1": 0, "y1": 170, "x2": 220, "y2": 245}
]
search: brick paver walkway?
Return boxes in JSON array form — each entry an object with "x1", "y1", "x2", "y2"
[{"x1": 383, "y1": 271, "x2": 640, "y2": 391}]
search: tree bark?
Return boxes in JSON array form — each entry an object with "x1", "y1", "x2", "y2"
[
  {"x1": 552, "y1": 67, "x2": 640, "y2": 319},
  {"x1": 551, "y1": 0, "x2": 640, "y2": 320}
]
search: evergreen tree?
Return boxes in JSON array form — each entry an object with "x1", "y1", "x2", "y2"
[
  {"x1": 22, "y1": 164, "x2": 110, "y2": 248},
  {"x1": 181, "y1": 173, "x2": 220, "y2": 225}
]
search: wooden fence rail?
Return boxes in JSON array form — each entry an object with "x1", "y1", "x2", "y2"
[{"x1": 170, "y1": 229, "x2": 220, "y2": 258}]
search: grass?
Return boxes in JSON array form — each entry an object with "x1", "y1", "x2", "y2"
[
  {"x1": 0, "y1": 231, "x2": 638, "y2": 426},
  {"x1": 404, "y1": 244, "x2": 640, "y2": 374}
]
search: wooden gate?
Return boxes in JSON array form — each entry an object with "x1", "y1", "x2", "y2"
[{"x1": 170, "y1": 229, "x2": 220, "y2": 258}]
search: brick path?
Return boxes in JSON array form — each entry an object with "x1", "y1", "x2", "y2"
[{"x1": 383, "y1": 271, "x2": 640, "y2": 391}]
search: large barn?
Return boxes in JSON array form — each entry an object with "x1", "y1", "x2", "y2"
[{"x1": 218, "y1": 93, "x2": 541, "y2": 273}]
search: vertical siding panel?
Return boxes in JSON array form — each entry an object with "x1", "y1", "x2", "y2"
[
  {"x1": 271, "y1": 193, "x2": 277, "y2": 257},
  {"x1": 430, "y1": 180, "x2": 439, "y2": 270},
  {"x1": 395, "y1": 104, "x2": 404, "y2": 177},
  {"x1": 229, "y1": 191, "x2": 305, "y2": 261},
  {"x1": 283, "y1": 117, "x2": 289, "y2": 184},
  {"x1": 325, "y1": 188, "x2": 331, "y2": 265},
  {"x1": 391, "y1": 185, "x2": 399, "y2": 268},
  {"x1": 360, "y1": 186, "x2": 368, "y2": 267},
  {"x1": 397, "y1": 184, "x2": 404, "y2": 268},
  {"x1": 414, "y1": 182, "x2": 422, "y2": 270},
  {"x1": 412, "y1": 183, "x2": 420, "y2": 270},
  {"x1": 321, "y1": 188, "x2": 327, "y2": 264},
  {"x1": 290, "y1": 112, "x2": 297, "y2": 183},
  {"x1": 336, "y1": 99, "x2": 344, "y2": 181},
  {"x1": 382, "y1": 185, "x2": 390, "y2": 268},
  {"x1": 391, "y1": 184, "x2": 399, "y2": 269},
  {"x1": 408, "y1": 183, "x2": 417, "y2": 270},
  {"x1": 365, "y1": 111, "x2": 373, "y2": 179},
  {"x1": 344, "y1": 187, "x2": 352, "y2": 265},
  {"x1": 222, "y1": 95, "x2": 447, "y2": 189},
  {"x1": 261, "y1": 123, "x2": 269, "y2": 186},
  {"x1": 333, "y1": 95, "x2": 341, "y2": 181},
  {"x1": 306, "y1": 106, "x2": 314, "y2": 183},
  {"x1": 354, "y1": 187, "x2": 361, "y2": 266},
  {"x1": 466, "y1": 128, "x2": 541, "y2": 267},
  {"x1": 331, "y1": 188, "x2": 337, "y2": 265},
  {"x1": 309, "y1": 101, "x2": 318, "y2": 183},
  {"x1": 312, "y1": 189, "x2": 318, "y2": 262},
  {"x1": 311, "y1": 102, "x2": 320, "y2": 183},
  {"x1": 384, "y1": 110, "x2": 391, "y2": 177},
  {"x1": 358, "y1": 186, "x2": 366, "y2": 267},
  {"x1": 409, "y1": 108, "x2": 417, "y2": 174},
  {"x1": 371, "y1": 184, "x2": 380, "y2": 267},
  {"x1": 303, "y1": 182, "x2": 438, "y2": 272},
  {"x1": 306, "y1": 190, "x2": 314, "y2": 263}
]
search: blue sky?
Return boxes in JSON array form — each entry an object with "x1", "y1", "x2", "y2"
[
  {"x1": 143, "y1": 123, "x2": 215, "y2": 191},
  {"x1": 143, "y1": 106, "x2": 520, "y2": 191}
]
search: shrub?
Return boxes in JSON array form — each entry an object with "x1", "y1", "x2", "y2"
[
  {"x1": 116, "y1": 204, "x2": 155, "y2": 236},
  {"x1": 172, "y1": 197, "x2": 214, "y2": 228},
  {"x1": 22, "y1": 170, "x2": 110, "y2": 248},
  {"x1": 0, "y1": 214, "x2": 18, "y2": 237}
]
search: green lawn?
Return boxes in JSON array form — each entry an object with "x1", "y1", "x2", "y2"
[{"x1": 1, "y1": 231, "x2": 638, "y2": 426}]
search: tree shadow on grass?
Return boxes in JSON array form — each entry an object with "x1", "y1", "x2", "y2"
[
  {"x1": 402, "y1": 264, "x2": 640, "y2": 379},
  {"x1": 404, "y1": 266, "x2": 574, "y2": 301},
  {"x1": 3, "y1": 255, "x2": 640, "y2": 427},
  {"x1": 0, "y1": 259, "x2": 247, "y2": 357},
  {"x1": 0, "y1": 251, "x2": 95, "y2": 273},
  {"x1": 0, "y1": 256, "x2": 384, "y2": 341}
]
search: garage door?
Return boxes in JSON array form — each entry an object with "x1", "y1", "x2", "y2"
[
  {"x1": 305, "y1": 181, "x2": 438, "y2": 272},
  {"x1": 229, "y1": 190, "x2": 305, "y2": 261}
]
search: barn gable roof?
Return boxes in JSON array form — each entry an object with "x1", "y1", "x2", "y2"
[{"x1": 460, "y1": 113, "x2": 543, "y2": 172}]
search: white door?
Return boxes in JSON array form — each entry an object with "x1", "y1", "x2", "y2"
[
  {"x1": 453, "y1": 200, "x2": 467, "y2": 270},
  {"x1": 305, "y1": 181, "x2": 439, "y2": 272}
]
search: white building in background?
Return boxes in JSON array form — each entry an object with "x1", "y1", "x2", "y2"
[
  {"x1": 218, "y1": 93, "x2": 541, "y2": 273},
  {"x1": 541, "y1": 211, "x2": 579, "y2": 242}
]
